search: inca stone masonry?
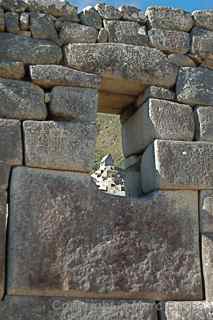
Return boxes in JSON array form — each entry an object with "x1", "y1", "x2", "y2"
[{"x1": 0, "y1": 0, "x2": 213, "y2": 318}]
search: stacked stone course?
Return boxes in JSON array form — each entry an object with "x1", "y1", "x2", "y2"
[{"x1": 0, "y1": 0, "x2": 213, "y2": 318}]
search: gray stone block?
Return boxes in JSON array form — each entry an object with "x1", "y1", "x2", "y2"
[
  {"x1": 0, "y1": 191, "x2": 6, "y2": 300},
  {"x1": 202, "y1": 234, "x2": 213, "y2": 301},
  {"x1": 165, "y1": 302, "x2": 213, "y2": 319},
  {"x1": 8, "y1": 166, "x2": 202, "y2": 300},
  {"x1": 59, "y1": 22, "x2": 98, "y2": 45},
  {"x1": 196, "y1": 106, "x2": 213, "y2": 141},
  {"x1": 118, "y1": 5, "x2": 147, "y2": 23},
  {"x1": 176, "y1": 67, "x2": 213, "y2": 106},
  {"x1": 123, "y1": 156, "x2": 142, "y2": 197},
  {"x1": 192, "y1": 10, "x2": 213, "y2": 31},
  {"x1": 79, "y1": 6, "x2": 102, "y2": 29},
  {"x1": 64, "y1": 44, "x2": 178, "y2": 88},
  {"x1": 49, "y1": 86, "x2": 98, "y2": 122},
  {"x1": 0, "y1": 79, "x2": 47, "y2": 120},
  {"x1": 5, "y1": 12, "x2": 19, "y2": 34},
  {"x1": 0, "y1": 33, "x2": 62, "y2": 64},
  {"x1": 97, "y1": 27, "x2": 108, "y2": 42},
  {"x1": 148, "y1": 28, "x2": 190, "y2": 53},
  {"x1": 137, "y1": 86, "x2": 175, "y2": 106},
  {"x1": 23, "y1": 121, "x2": 96, "y2": 172},
  {"x1": 30, "y1": 13, "x2": 59, "y2": 44},
  {"x1": 95, "y1": 3, "x2": 122, "y2": 20},
  {"x1": 141, "y1": 140, "x2": 213, "y2": 193},
  {"x1": 122, "y1": 99, "x2": 194, "y2": 157},
  {"x1": 0, "y1": 61, "x2": 25, "y2": 80},
  {"x1": 30, "y1": 65, "x2": 101, "y2": 89},
  {"x1": 0, "y1": 162, "x2": 10, "y2": 191},
  {"x1": 0, "y1": 296, "x2": 157, "y2": 320},
  {"x1": 200, "y1": 191, "x2": 213, "y2": 234},
  {"x1": 0, "y1": 120, "x2": 22, "y2": 166},
  {"x1": 0, "y1": 8, "x2": 4, "y2": 32},
  {"x1": 168, "y1": 53, "x2": 196, "y2": 66},
  {"x1": 145, "y1": 6, "x2": 194, "y2": 32}
]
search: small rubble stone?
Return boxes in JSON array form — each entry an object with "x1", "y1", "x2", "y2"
[
  {"x1": 30, "y1": 65, "x2": 101, "y2": 89},
  {"x1": 5, "y1": 12, "x2": 19, "y2": 33},
  {"x1": 30, "y1": 13, "x2": 59, "y2": 44},
  {"x1": 97, "y1": 27, "x2": 108, "y2": 42},
  {"x1": 49, "y1": 86, "x2": 98, "y2": 122},
  {"x1": 104, "y1": 20, "x2": 149, "y2": 46},
  {"x1": 195, "y1": 106, "x2": 213, "y2": 141},
  {"x1": 0, "y1": 191, "x2": 7, "y2": 300},
  {"x1": 176, "y1": 67, "x2": 213, "y2": 106},
  {"x1": 95, "y1": 3, "x2": 122, "y2": 20},
  {"x1": 79, "y1": 6, "x2": 102, "y2": 29},
  {"x1": 141, "y1": 140, "x2": 213, "y2": 193},
  {"x1": 59, "y1": 22, "x2": 98, "y2": 45},
  {"x1": 148, "y1": 28, "x2": 190, "y2": 53},
  {"x1": 0, "y1": 120, "x2": 22, "y2": 165},
  {"x1": 145, "y1": 6, "x2": 194, "y2": 32},
  {"x1": 0, "y1": 79, "x2": 47, "y2": 120},
  {"x1": 137, "y1": 86, "x2": 175, "y2": 106},
  {"x1": 192, "y1": 10, "x2": 213, "y2": 31},
  {"x1": 0, "y1": 162, "x2": 10, "y2": 190},
  {"x1": 0, "y1": 8, "x2": 4, "y2": 32},
  {"x1": 23, "y1": 121, "x2": 96, "y2": 172},
  {"x1": 168, "y1": 53, "x2": 196, "y2": 66},
  {"x1": 0, "y1": 61, "x2": 25, "y2": 80},
  {"x1": 202, "y1": 234, "x2": 213, "y2": 300},
  {"x1": 200, "y1": 191, "x2": 213, "y2": 234},
  {"x1": 118, "y1": 5, "x2": 147, "y2": 23},
  {"x1": 20, "y1": 12, "x2": 29, "y2": 31},
  {"x1": 165, "y1": 302, "x2": 213, "y2": 319}
]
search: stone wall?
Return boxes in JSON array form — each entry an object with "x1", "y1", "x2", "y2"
[{"x1": 0, "y1": 0, "x2": 213, "y2": 318}]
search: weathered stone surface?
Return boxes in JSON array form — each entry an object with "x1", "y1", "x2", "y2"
[
  {"x1": 200, "y1": 191, "x2": 213, "y2": 234},
  {"x1": 193, "y1": 10, "x2": 213, "y2": 31},
  {"x1": 0, "y1": 61, "x2": 25, "y2": 80},
  {"x1": 20, "y1": 12, "x2": 29, "y2": 31},
  {"x1": 0, "y1": 8, "x2": 4, "y2": 32},
  {"x1": 8, "y1": 166, "x2": 202, "y2": 300},
  {"x1": 0, "y1": 33, "x2": 62, "y2": 64},
  {"x1": 122, "y1": 99, "x2": 194, "y2": 157},
  {"x1": 0, "y1": 191, "x2": 7, "y2": 300},
  {"x1": 0, "y1": 296, "x2": 157, "y2": 320},
  {"x1": 118, "y1": 5, "x2": 147, "y2": 23},
  {"x1": 165, "y1": 302, "x2": 213, "y2": 319},
  {"x1": 49, "y1": 87, "x2": 98, "y2": 122},
  {"x1": 137, "y1": 86, "x2": 175, "y2": 106},
  {"x1": 97, "y1": 27, "x2": 108, "y2": 42},
  {"x1": 5, "y1": 12, "x2": 19, "y2": 33},
  {"x1": 0, "y1": 79, "x2": 47, "y2": 120},
  {"x1": 64, "y1": 44, "x2": 178, "y2": 89},
  {"x1": 79, "y1": 6, "x2": 102, "y2": 29},
  {"x1": 23, "y1": 121, "x2": 96, "y2": 172},
  {"x1": 195, "y1": 106, "x2": 213, "y2": 141},
  {"x1": 0, "y1": 162, "x2": 10, "y2": 190},
  {"x1": 202, "y1": 234, "x2": 213, "y2": 300},
  {"x1": 148, "y1": 28, "x2": 190, "y2": 53},
  {"x1": 123, "y1": 155, "x2": 142, "y2": 197},
  {"x1": 30, "y1": 65, "x2": 101, "y2": 89},
  {"x1": 141, "y1": 140, "x2": 213, "y2": 193},
  {"x1": 146, "y1": 6, "x2": 194, "y2": 32},
  {"x1": 191, "y1": 28, "x2": 213, "y2": 64},
  {"x1": 31, "y1": 13, "x2": 59, "y2": 44},
  {"x1": 176, "y1": 67, "x2": 213, "y2": 106},
  {"x1": 0, "y1": 120, "x2": 22, "y2": 165},
  {"x1": 95, "y1": 3, "x2": 122, "y2": 20},
  {"x1": 168, "y1": 53, "x2": 196, "y2": 66},
  {"x1": 59, "y1": 22, "x2": 98, "y2": 45},
  {"x1": 104, "y1": 20, "x2": 148, "y2": 46}
]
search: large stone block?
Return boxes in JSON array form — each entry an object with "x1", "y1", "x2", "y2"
[
  {"x1": 0, "y1": 33, "x2": 62, "y2": 64},
  {"x1": 191, "y1": 28, "x2": 213, "y2": 64},
  {"x1": 64, "y1": 43, "x2": 177, "y2": 88},
  {"x1": 0, "y1": 162, "x2": 10, "y2": 191},
  {"x1": 196, "y1": 106, "x2": 213, "y2": 142},
  {"x1": 0, "y1": 191, "x2": 7, "y2": 300},
  {"x1": 8, "y1": 167, "x2": 202, "y2": 300},
  {"x1": 0, "y1": 120, "x2": 22, "y2": 166},
  {"x1": 145, "y1": 6, "x2": 194, "y2": 32},
  {"x1": 141, "y1": 140, "x2": 213, "y2": 193},
  {"x1": 202, "y1": 235, "x2": 213, "y2": 301},
  {"x1": 165, "y1": 302, "x2": 213, "y2": 319},
  {"x1": 95, "y1": 3, "x2": 122, "y2": 20},
  {"x1": 0, "y1": 79, "x2": 47, "y2": 120},
  {"x1": 30, "y1": 13, "x2": 59, "y2": 44},
  {"x1": 0, "y1": 296, "x2": 157, "y2": 320},
  {"x1": 5, "y1": 12, "x2": 19, "y2": 34},
  {"x1": 49, "y1": 87, "x2": 98, "y2": 122},
  {"x1": 30, "y1": 65, "x2": 101, "y2": 89},
  {"x1": 122, "y1": 99, "x2": 194, "y2": 157},
  {"x1": 59, "y1": 22, "x2": 98, "y2": 45},
  {"x1": 0, "y1": 61, "x2": 25, "y2": 80},
  {"x1": 0, "y1": 8, "x2": 4, "y2": 32},
  {"x1": 123, "y1": 155, "x2": 142, "y2": 197},
  {"x1": 118, "y1": 5, "x2": 147, "y2": 23},
  {"x1": 79, "y1": 6, "x2": 102, "y2": 29},
  {"x1": 136, "y1": 86, "x2": 175, "y2": 106},
  {"x1": 200, "y1": 191, "x2": 213, "y2": 234},
  {"x1": 148, "y1": 28, "x2": 190, "y2": 53},
  {"x1": 23, "y1": 121, "x2": 96, "y2": 172},
  {"x1": 176, "y1": 67, "x2": 213, "y2": 106},
  {"x1": 192, "y1": 10, "x2": 213, "y2": 31}
]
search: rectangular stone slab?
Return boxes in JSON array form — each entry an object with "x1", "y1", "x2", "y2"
[
  {"x1": 0, "y1": 296, "x2": 157, "y2": 320},
  {"x1": 200, "y1": 190, "x2": 213, "y2": 234},
  {"x1": 202, "y1": 234, "x2": 213, "y2": 301},
  {"x1": 8, "y1": 167, "x2": 202, "y2": 300},
  {"x1": 141, "y1": 140, "x2": 213, "y2": 193},
  {"x1": 0, "y1": 192, "x2": 7, "y2": 300},
  {"x1": 165, "y1": 302, "x2": 213, "y2": 319}
]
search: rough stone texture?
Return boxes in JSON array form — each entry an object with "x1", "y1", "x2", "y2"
[
  {"x1": 168, "y1": 53, "x2": 196, "y2": 66},
  {"x1": 137, "y1": 86, "x2": 175, "y2": 106},
  {"x1": 23, "y1": 121, "x2": 96, "y2": 172},
  {"x1": 195, "y1": 106, "x2": 213, "y2": 141},
  {"x1": 104, "y1": 20, "x2": 149, "y2": 46},
  {"x1": 0, "y1": 120, "x2": 22, "y2": 166},
  {"x1": 148, "y1": 28, "x2": 190, "y2": 53},
  {"x1": 95, "y1": 3, "x2": 122, "y2": 20},
  {"x1": 141, "y1": 140, "x2": 213, "y2": 193},
  {"x1": 64, "y1": 44, "x2": 178, "y2": 89},
  {"x1": 118, "y1": 5, "x2": 147, "y2": 23},
  {"x1": 146, "y1": 6, "x2": 194, "y2": 32},
  {"x1": 30, "y1": 65, "x2": 101, "y2": 89},
  {"x1": 0, "y1": 8, "x2": 4, "y2": 32},
  {"x1": 20, "y1": 12, "x2": 29, "y2": 31},
  {"x1": 191, "y1": 28, "x2": 213, "y2": 65},
  {"x1": 123, "y1": 156, "x2": 142, "y2": 197},
  {"x1": 79, "y1": 6, "x2": 102, "y2": 29},
  {"x1": 165, "y1": 302, "x2": 213, "y2": 319},
  {"x1": 8, "y1": 167, "x2": 202, "y2": 300},
  {"x1": 59, "y1": 22, "x2": 98, "y2": 45},
  {"x1": 31, "y1": 13, "x2": 59, "y2": 44},
  {"x1": 193, "y1": 10, "x2": 213, "y2": 31},
  {"x1": 202, "y1": 234, "x2": 213, "y2": 301},
  {"x1": 176, "y1": 67, "x2": 213, "y2": 106},
  {"x1": 0, "y1": 296, "x2": 157, "y2": 320},
  {"x1": 0, "y1": 191, "x2": 7, "y2": 300},
  {"x1": 5, "y1": 12, "x2": 19, "y2": 33},
  {"x1": 0, "y1": 162, "x2": 10, "y2": 190},
  {"x1": 0, "y1": 61, "x2": 25, "y2": 80},
  {"x1": 122, "y1": 99, "x2": 194, "y2": 157},
  {"x1": 49, "y1": 87, "x2": 98, "y2": 122},
  {"x1": 200, "y1": 191, "x2": 213, "y2": 234},
  {"x1": 0, "y1": 79, "x2": 47, "y2": 120},
  {"x1": 97, "y1": 27, "x2": 108, "y2": 42}
]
